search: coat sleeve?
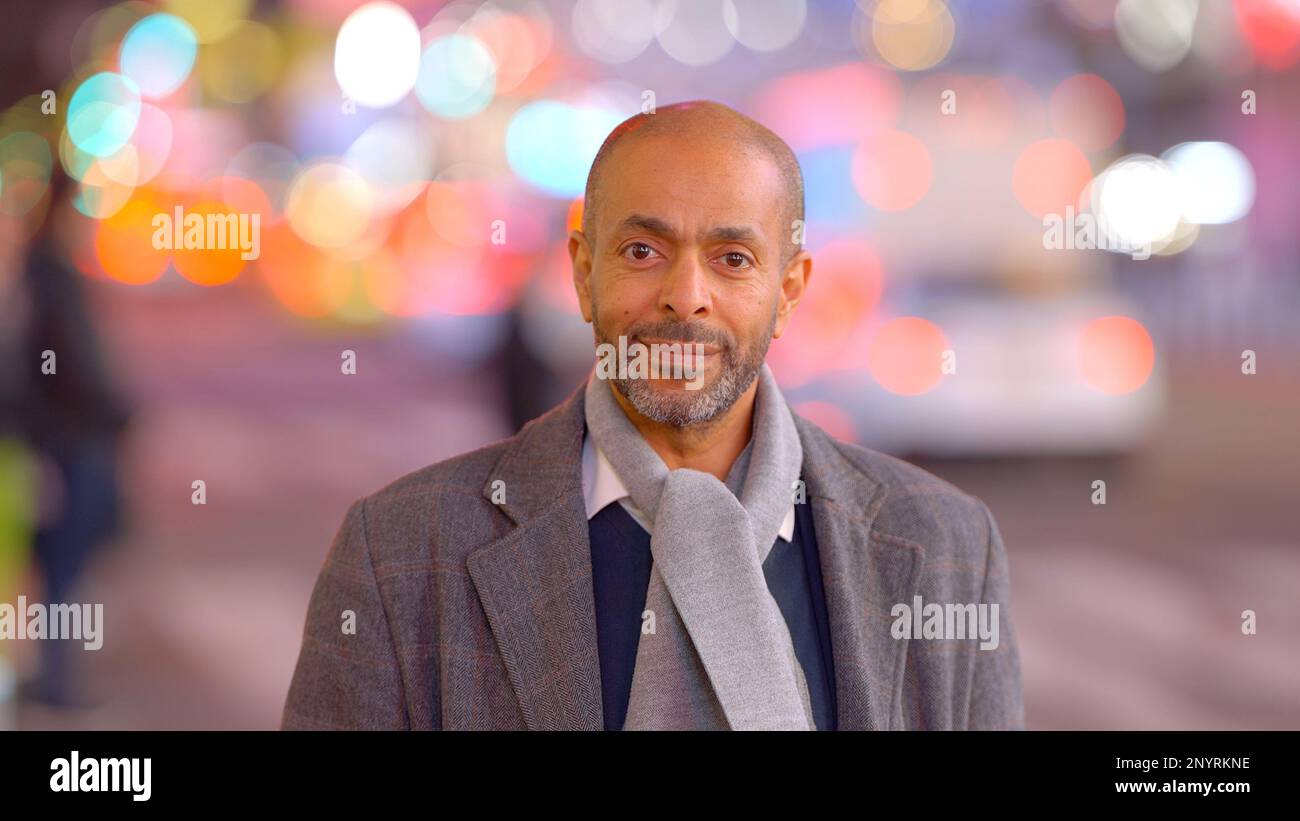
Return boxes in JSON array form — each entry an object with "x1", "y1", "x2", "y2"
[
  {"x1": 282, "y1": 498, "x2": 410, "y2": 729},
  {"x1": 966, "y1": 501, "x2": 1026, "y2": 730}
]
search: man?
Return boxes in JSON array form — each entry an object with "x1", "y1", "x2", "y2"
[{"x1": 282, "y1": 101, "x2": 1024, "y2": 730}]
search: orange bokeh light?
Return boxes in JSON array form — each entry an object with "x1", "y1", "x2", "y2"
[
  {"x1": 1012, "y1": 138, "x2": 1092, "y2": 218},
  {"x1": 1078, "y1": 316, "x2": 1155, "y2": 395},
  {"x1": 754, "y1": 62, "x2": 902, "y2": 151},
  {"x1": 768, "y1": 239, "x2": 884, "y2": 384},
  {"x1": 171, "y1": 197, "x2": 251, "y2": 286},
  {"x1": 256, "y1": 218, "x2": 354, "y2": 316},
  {"x1": 425, "y1": 179, "x2": 489, "y2": 248},
  {"x1": 1234, "y1": 0, "x2": 1300, "y2": 70},
  {"x1": 217, "y1": 175, "x2": 272, "y2": 220},
  {"x1": 792, "y1": 400, "x2": 858, "y2": 444},
  {"x1": 94, "y1": 194, "x2": 172, "y2": 285},
  {"x1": 867, "y1": 316, "x2": 949, "y2": 396},
  {"x1": 1049, "y1": 74, "x2": 1125, "y2": 152},
  {"x1": 852, "y1": 129, "x2": 932, "y2": 211}
]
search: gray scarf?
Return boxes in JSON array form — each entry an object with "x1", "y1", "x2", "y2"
[{"x1": 583, "y1": 364, "x2": 814, "y2": 730}]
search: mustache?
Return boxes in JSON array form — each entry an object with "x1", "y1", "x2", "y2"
[{"x1": 624, "y1": 322, "x2": 733, "y2": 349}]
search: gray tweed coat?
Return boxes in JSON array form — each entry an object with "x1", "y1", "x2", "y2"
[{"x1": 282, "y1": 382, "x2": 1025, "y2": 730}]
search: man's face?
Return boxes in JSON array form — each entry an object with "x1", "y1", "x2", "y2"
[{"x1": 570, "y1": 133, "x2": 803, "y2": 427}]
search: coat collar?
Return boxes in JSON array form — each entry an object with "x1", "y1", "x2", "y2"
[{"x1": 466, "y1": 379, "x2": 923, "y2": 730}]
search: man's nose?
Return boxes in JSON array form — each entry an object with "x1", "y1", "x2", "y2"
[{"x1": 657, "y1": 253, "x2": 711, "y2": 320}]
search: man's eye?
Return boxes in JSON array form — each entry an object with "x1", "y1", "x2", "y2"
[
  {"x1": 624, "y1": 243, "x2": 657, "y2": 261},
  {"x1": 719, "y1": 252, "x2": 752, "y2": 269}
]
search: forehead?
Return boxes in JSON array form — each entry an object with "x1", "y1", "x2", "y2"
[{"x1": 594, "y1": 133, "x2": 785, "y2": 242}]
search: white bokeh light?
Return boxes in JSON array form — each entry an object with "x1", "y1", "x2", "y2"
[
  {"x1": 334, "y1": 2, "x2": 422, "y2": 108},
  {"x1": 1114, "y1": 0, "x2": 1198, "y2": 72},
  {"x1": 654, "y1": 0, "x2": 735, "y2": 66},
  {"x1": 344, "y1": 118, "x2": 436, "y2": 213},
  {"x1": 1091, "y1": 154, "x2": 1185, "y2": 250},
  {"x1": 723, "y1": 0, "x2": 806, "y2": 52},
  {"x1": 572, "y1": 0, "x2": 656, "y2": 64},
  {"x1": 1162, "y1": 141, "x2": 1256, "y2": 225}
]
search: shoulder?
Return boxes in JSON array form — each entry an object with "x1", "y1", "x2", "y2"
[
  {"x1": 366, "y1": 434, "x2": 512, "y2": 509},
  {"x1": 341, "y1": 434, "x2": 515, "y2": 563},
  {"x1": 341, "y1": 386, "x2": 587, "y2": 564}
]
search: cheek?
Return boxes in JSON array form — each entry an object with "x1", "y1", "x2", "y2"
[
  {"x1": 728, "y1": 286, "x2": 780, "y2": 334},
  {"x1": 595, "y1": 273, "x2": 657, "y2": 320}
]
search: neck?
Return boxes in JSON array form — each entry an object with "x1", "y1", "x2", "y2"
[{"x1": 607, "y1": 379, "x2": 758, "y2": 482}]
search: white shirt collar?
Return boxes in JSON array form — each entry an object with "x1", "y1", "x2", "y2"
[{"x1": 581, "y1": 431, "x2": 796, "y2": 542}]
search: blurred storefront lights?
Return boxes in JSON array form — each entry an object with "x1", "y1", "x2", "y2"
[
  {"x1": 415, "y1": 34, "x2": 497, "y2": 120},
  {"x1": 1013, "y1": 138, "x2": 1093, "y2": 219},
  {"x1": 572, "y1": 0, "x2": 656, "y2": 63},
  {"x1": 1114, "y1": 0, "x2": 1198, "y2": 72},
  {"x1": 286, "y1": 161, "x2": 374, "y2": 249},
  {"x1": 1161, "y1": 141, "x2": 1256, "y2": 225},
  {"x1": 867, "y1": 316, "x2": 950, "y2": 396},
  {"x1": 1090, "y1": 154, "x2": 1189, "y2": 253},
  {"x1": 1048, "y1": 74, "x2": 1126, "y2": 152},
  {"x1": 724, "y1": 0, "x2": 807, "y2": 51},
  {"x1": 1234, "y1": 0, "x2": 1300, "y2": 70},
  {"x1": 164, "y1": 0, "x2": 252, "y2": 44},
  {"x1": 863, "y1": 0, "x2": 956, "y2": 72},
  {"x1": 344, "y1": 118, "x2": 435, "y2": 215},
  {"x1": 851, "y1": 128, "x2": 933, "y2": 211},
  {"x1": 654, "y1": 0, "x2": 736, "y2": 66},
  {"x1": 67, "y1": 72, "x2": 142, "y2": 159},
  {"x1": 119, "y1": 13, "x2": 198, "y2": 99},
  {"x1": 333, "y1": 1, "x2": 422, "y2": 109},
  {"x1": 506, "y1": 100, "x2": 622, "y2": 198},
  {"x1": 199, "y1": 20, "x2": 284, "y2": 104},
  {"x1": 753, "y1": 62, "x2": 901, "y2": 151},
  {"x1": 1078, "y1": 316, "x2": 1155, "y2": 395}
]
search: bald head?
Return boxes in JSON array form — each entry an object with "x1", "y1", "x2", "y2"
[{"x1": 581, "y1": 100, "x2": 805, "y2": 264}]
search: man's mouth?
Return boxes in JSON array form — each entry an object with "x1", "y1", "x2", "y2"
[{"x1": 635, "y1": 337, "x2": 721, "y2": 356}]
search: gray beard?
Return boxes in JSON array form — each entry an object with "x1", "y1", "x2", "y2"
[{"x1": 592, "y1": 308, "x2": 776, "y2": 428}]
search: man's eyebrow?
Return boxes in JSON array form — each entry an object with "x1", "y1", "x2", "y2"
[
  {"x1": 614, "y1": 215, "x2": 762, "y2": 245},
  {"x1": 615, "y1": 214, "x2": 677, "y2": 239},
  {"x1": 703, "y1": 225, "x2": 761, "y2": 244}
]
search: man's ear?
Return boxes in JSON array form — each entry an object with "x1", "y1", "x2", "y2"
[
  {"x1": 772, "y1": 248, "x2": 812, "y2": 340},
  {"x1": 569, "y1": 229, "x2": 594, "y2": 323}
]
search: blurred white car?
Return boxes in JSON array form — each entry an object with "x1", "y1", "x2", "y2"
[{"x1": 844, "y1": 288, "x2": 1167, "y2": 458}]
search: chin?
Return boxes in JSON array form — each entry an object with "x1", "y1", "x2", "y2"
[{"x1": 619, "y1": 380, "x2": 729, "y2": 427}]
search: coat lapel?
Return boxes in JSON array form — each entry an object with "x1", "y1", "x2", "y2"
[
  {"x1": 465, "y1": 385, "x2": 604, "y2": 731},
  {"x1": 794, "y1": 415, "x2": 926, "y2": 731}
]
